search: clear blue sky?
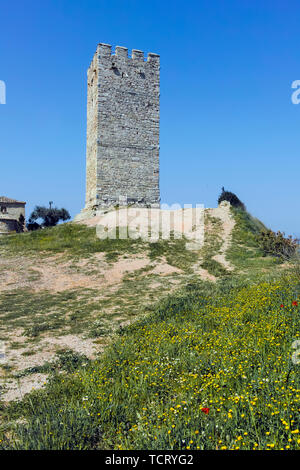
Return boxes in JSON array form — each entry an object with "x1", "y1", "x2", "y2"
[{"x1": 1, "y1": 0, "x2": 300, "y2": 236}]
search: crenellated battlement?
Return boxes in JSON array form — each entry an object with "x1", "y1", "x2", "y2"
[
  {"x1": 115, "y1": 46, "x2": 128, "y2": 59},
  {"x1": 88, "y1": 43, "x2": 160, "y2": 68}
]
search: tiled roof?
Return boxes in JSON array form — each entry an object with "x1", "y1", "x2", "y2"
[{"x1": 0, "y1": 196, "x2": 26, "y2": 204}]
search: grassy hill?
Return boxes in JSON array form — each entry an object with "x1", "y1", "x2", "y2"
[{"x1": 0, "y1": 206, "x2": 299, "y2": 450}]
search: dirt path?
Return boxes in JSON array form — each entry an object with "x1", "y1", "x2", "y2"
[{"x1": 207, "y1": 202, "x2": 235, "y2": 271}]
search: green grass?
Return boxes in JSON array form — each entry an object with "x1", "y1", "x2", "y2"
[
  {"x1": 0, "y1": 224, "x2": 146, "y2": 260},
  {"x1": 0, "y1": 288, "x2": 99, "y2": 337},
  {"x1": 200, "y1": 258, "x2": 229, "y2": 277},
  {"x1": 227, "y1": 207, "x2": 282, "y2": 273},
  {"x1": 1, "y1": 270, "x2": 299, "y2": 450},
  {"x1": 148, "y1": 237, "x2": 197, "y2": 272},
  {"x1": 0, "y1": 223, "x2": 198, "y2": 273},
  {"x1": 14, "y1": 350, "x2": 90, "y2": 378},
  {"x1": 199, "y1": 214, "x2": 229, "y2": 277},
  {"x1": 0, "y1": 285, "x2": 161, "y2": 341}
]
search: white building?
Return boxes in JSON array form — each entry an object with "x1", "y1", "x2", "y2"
[{"x1": 0, "y1": 196, "x2": 26, "y2": 234}]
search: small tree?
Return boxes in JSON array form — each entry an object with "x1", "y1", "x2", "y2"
[
  {"x1": 27, "y1": 204, "x2": 71, "y2": 229},
  {"x1": 218, "y1": 187, "x2": 246, "y2": 210}
]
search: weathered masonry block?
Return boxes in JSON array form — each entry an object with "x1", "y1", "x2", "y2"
[{"x1": 84, "y1": 43, "x2": 160, "y2": 211}]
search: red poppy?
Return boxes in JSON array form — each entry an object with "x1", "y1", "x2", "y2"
[
  {"x1": 201, "y1": 407, "x2": 210, "y2": 415},
  {"x1": 280, "y1": 304, "x2": 284, "y2": 308},
  {"x1": 292, "y1": 301, "x2": 298, "y2": 306}
]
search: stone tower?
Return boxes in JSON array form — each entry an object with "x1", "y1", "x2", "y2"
[{"x1": 84, "y1": 43, "x2": 160, "y2": 213}]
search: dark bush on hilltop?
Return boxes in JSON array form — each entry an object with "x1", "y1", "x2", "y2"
[
  {"x1": 218, "y1": 187, "x2": 246, "y2": 210},
  {"x1": 26, "y1": 221, "x2": 41, "y2": 231},
  {"x1": 27, "y1": 205, "x2": 71, "y2": 230},
  {"x1": 257, "y1": 229, "x2": 299, "y2": 259}
]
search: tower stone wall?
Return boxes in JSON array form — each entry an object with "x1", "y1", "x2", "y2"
[{"x1": 85, "y1": 43, "x2": 160, "y2": 211}]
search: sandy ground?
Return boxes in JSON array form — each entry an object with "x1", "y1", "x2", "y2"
[
  {"x1": 80, "y1": 206, "x2": 205, "y2": 244},
  {"x1": 0, "y1": 253, "x2": 181, "y2": 293},
  {"x1": 0, "y1": 252, "x2": 187, "y2": 402},
  {"x1": 0, "y1": 203, "x2": 235, "y2": 402}
]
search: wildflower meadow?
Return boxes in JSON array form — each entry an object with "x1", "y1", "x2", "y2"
[{"x1": 1, "y1": 272, "x2": 299, "y2": 450}]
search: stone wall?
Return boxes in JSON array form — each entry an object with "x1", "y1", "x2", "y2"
[
  {"x1": 0, "y1": 219, "x2": 18, "y2": 234},
  {"x1": 85, "y1": 52, "x2": 99, "y2": 207},
  {"x1": 0, "y1": 202, "x2": 25, "y2": 233},
  {"x1": 85, "y1": 43, "x2": 160, "y2": 210},
  {"x1": 0, "y1": 203, "x2": 25, "y2": 222}
]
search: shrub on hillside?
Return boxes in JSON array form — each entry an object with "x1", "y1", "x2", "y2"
[
  {"x1": 257, "y1": 228, "x2": 299, "y2": 259},
  {"x1": 218, "y1": 187, "x2": 246, "y2": 210}
]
